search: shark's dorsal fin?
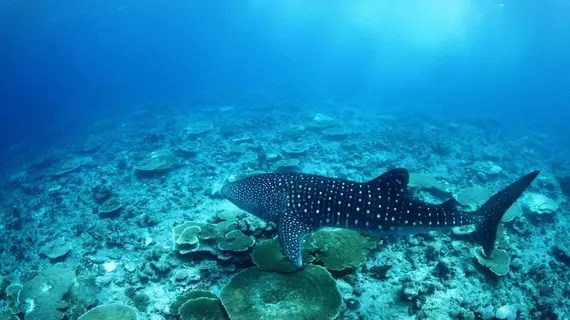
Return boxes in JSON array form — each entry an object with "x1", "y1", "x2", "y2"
[
  {"x1": 278, "y1": 213, "x2": 312, "y2": 267},
  {"x1": 367, "y1": 168, "x2": 410, "y2": 195}
]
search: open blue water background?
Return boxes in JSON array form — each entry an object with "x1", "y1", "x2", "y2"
[{"x1": 1, "y1": 0, "x2": 568, "y2": 152}]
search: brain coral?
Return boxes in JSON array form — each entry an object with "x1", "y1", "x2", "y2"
[{"x1": 219, "y1": 265, "x2": 341, "y2": 320}]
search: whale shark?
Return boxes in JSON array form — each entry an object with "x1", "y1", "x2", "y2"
[{"x1": 222, "y1": 169, "x2": 539, "y2": 266}]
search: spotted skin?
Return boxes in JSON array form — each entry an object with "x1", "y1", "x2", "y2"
[{"x1": 222, "y1": 169, "x2": 540, "y2": 266}]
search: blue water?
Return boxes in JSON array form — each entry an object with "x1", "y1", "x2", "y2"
[
  {"x1": 1, "y1": 0, "x2": 568, "y2": 150},
  {"x1": 1, "y1": 2, "x2": 570, "y2": 319}
]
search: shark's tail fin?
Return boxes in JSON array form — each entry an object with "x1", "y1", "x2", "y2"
[{"x1": 476, "y1": 171, "x2": 540, "y2": 256}]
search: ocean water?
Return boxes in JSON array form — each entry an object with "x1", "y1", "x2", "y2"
[{"x1": 0, "y1": 1, "x2": 568, "y2": 319}]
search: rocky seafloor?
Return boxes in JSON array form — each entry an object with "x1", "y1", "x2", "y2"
[{"x1": 0, "y1": 104, "x2": 568, "y2": 320}]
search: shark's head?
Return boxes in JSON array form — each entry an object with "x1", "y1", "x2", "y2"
[{"x1": 221, "y1": 174, "x2": 282, "y2": 220}]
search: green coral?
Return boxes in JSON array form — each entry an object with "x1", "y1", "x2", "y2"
[
  {"x1": 78, "y1": 304, "x2": 138, "y2": 320},
  {"x1": 251, "y1": 237, "x2": 315, "y2": 272},
  {"x1": 200, "y1": 221, "x2": 237, "y2": 240},
  {"x1": 19, "y1": 265, "x2": 75, "y2": 320},
  {"x1": 170, "y1": 290, "x2": 219, "y2": 316},
  {"x1": 3, "y1": 284, "x2": 22, "y2": 315},
  {"x1": 40, "y1": 238, "x2": 72, "y2": 259},
  {"x1": 307, "y1": 229, "x2": 378, "y2": 271},
  {"x1": 218, "y1": 230, "x2": 255, "y2": 252},
  {"x1": 219, "y1": 265, "x2": 341, "y2": 320},
  {"x1": 172, "y1": 222, "x2": 205, "y2": 254},
  {"x1": 172, "y1": 220, "x2": 254, "y2": 258},
  {"x1": 98, "y1": 197, "x2": 122, "y2": 214},
  {"x1": 473, "y1": 246, "x2": 510, "y2": 276},
  {"x1": 174, "y1": 290, "x2": 229, "y2": 320},
  {"x1": 5, "y1": 283, "x2": 23, "y2": 296}
]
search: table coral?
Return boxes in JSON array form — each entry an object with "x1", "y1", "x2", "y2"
[{"x1": 219, "y1": 265, "x2": 341, "y2": 320}]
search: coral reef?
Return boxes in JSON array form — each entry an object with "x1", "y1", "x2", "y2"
[
  {"x1": 219, "y1": 265, "x2": 341, "y2": 320},
  {"x1": 0, "y1": 105, "x2": 566, "y2": 319}
]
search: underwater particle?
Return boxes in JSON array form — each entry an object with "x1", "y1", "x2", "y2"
[
  {"x1": 472, "y1": 246, "x2": 510, "y2": 276},
  {"x1": 251, "y1": 237, "x2": 315, "y2": 272},
  {"x1": 308, "y1": 229, "x2": 378, "y2": 271},
  {"x1": 40, "y1": 238, "x2": 72, "y2": 260},
  {"x1": 169, "y1": 290, "x2": 220, "y2": 316},
  {"x1": 219, "y1": 265, "x2": 341, "y2": 320},
  {"x1": 217, "y1": 230, "x2": 255, "y2": 252},
  {"x1": 178, "y1": 297, "x2": 229, "y2": 320},
  {"x1": 98, "y1": 197, "x2": 122, "y2": 214},
  {"x1": 77, "y1": 304, "x2": 138, "y2": 320}
]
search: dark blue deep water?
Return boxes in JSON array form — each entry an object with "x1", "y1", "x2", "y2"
[{"x1": 1, "y1": 0, "x2": 568, "y2": 150}]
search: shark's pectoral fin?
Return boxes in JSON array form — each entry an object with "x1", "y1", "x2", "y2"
[{"x1": 277, "y1": 213, "x2": 312, "y2": 267}]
